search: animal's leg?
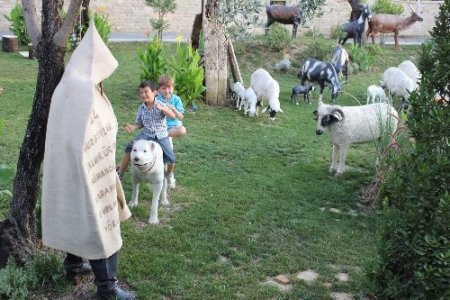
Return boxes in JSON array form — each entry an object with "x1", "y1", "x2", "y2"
[
  {"x1": 319, "y1": 84, "x2": 325, "y2": 102},
  {"x1": 329, "y1": 144, "x2": 340, "y2": 175},
  {"x1": 129, "y1": 180, "x2": 140, "y2": 208},
  {"x1": 394, "y1": 30, "x2": 400, "y2": 51},
  {"x1": 160, "y1": 177, "x2": 169, "y2": 207},
  {"x1": 148, "y1": 181, "x2": 164, "y2": 224},
  {"x1": 265, "y1": 20, "x2": 274, "y2": 36},
  {"x1": 335, "y1": 144, "x2": 350, "y2": 177},
  {"x1": 292, "y1": 23, "x2": 298, "y2": 39}
]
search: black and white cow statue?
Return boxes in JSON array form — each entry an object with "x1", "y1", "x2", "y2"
[
  {"x1": 298, "y1": 58, "x2": 341, "y2": 102},
  {"x1": 291, "y1": 83, "x2": 315, "y2": 105}
]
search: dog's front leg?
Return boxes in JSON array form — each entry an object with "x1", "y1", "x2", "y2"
[
  {"x1": 160, "y1": 177, "x2": 169, "y2": 207},
  {"x1": 149, "y1": 181, "x2": 164, "y2": 224},
  {"x1": 128, "y1": 179, "x2": 140, "y2": 208}
]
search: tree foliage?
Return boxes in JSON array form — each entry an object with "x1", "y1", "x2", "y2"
[
  {"x1": 144, "y1": 0, "x2": 177, "y2": 40},
  {"x1": 376, "y1": 0, "x2": 450, "y2": 298}
]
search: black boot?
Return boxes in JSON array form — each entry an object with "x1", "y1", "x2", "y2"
[
  {"x1": 64, "y1": 253, "x2": 93, "y2": 285},
  {"x1": 90, "y1": 253, "x2": 135, "y2": 300}
]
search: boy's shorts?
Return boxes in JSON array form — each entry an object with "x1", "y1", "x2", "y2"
[{"x1": 125, "y1": 133, "x2": 176, "y2": 164}]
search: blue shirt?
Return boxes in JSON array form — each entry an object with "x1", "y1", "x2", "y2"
[
  {"x1": 156, "y1": 93, "x2": 185, "y2": 130},
  {"x1": 134, "y1": 100, "x2": 168, "y2": 139}
]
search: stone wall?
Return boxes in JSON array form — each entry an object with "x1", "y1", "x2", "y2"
[{"x1": 0, "y1": 0, "x2": 442, "y2": 38}]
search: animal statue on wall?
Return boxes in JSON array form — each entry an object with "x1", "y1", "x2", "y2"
[
  {"x1": 366, "y1": 4, "x2": 423, "y2": 51},
  {"x1": 265, "y1": 5, "x2": 303, "y2": 38},
  {"x1": 339, "y1": 4, "x2": 372, "y2": 47}
]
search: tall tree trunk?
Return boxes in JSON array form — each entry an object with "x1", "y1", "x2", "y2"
[
  {"x1": 204, "y1": 0, "x2": 228, "y2": 106},
  {"x1": 0, "y1": 0, "x2": 80, "y2": 268}
]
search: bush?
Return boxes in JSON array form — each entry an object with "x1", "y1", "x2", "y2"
[
  {"x1": 267, "y1": 24, "x2": 292, "y2": 52},
  {"x1": 371, "y1": 0, "x2": 404, "y2": 15},
  {"x1": 0, "y1": 258, "x2": 37, "y2": 300},
  {"x1": 347, "y1": 44, "x2": 381, "y2": 72},
  {"x1": 301, "y1": 37, "x2": 334, "y2": 61},
  {"x1": 138, "y1": 35, "x2": 168, "y2": 82},
  {"x1": 93, "y1": 12, "x2": 112, "y2": 45},
  {"x1": 3, "y1": 4, "x2": 30, "y2": 46},
  {"x1": 375, "y1": 1, "x2": 450, "y2": 298},
  {"x1": 329, "y1": 25, "x2": 346, "y2": 42},
  {"x1": 168, "y1": 40, "x2": 205, "y2": 107}
]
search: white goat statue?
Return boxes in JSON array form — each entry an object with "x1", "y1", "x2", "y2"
[
  {"x1": 380, "y1": 67, "x2": 416, "y2": 102},
  {"x1": 398, "y1": 60, "x2": 421, "y2": 85},
  {"x1": 250, "y1": 68, "x2": 283, "y2": 120},
  {"x1": 244, "y1": 87, "x2": 258, "y2": 117},
  {"x1": 366, "y1": 85, "x2": 387, "y2": 104},
  {"x1": 314, "y1": 101, "x2": 398, "y2": 177},
  {"x1": 232, "y1": 81, "x2": 247, "y2": 110}
]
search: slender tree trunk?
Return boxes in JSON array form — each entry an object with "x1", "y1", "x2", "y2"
[
  {"x1": 0, "y1": 1, "x2": 69, "y2": 268},
  {"x1": 204, "y1": 0, "x2": 228, "y2": 106}
]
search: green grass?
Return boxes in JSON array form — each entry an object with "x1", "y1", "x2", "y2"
[{"x1": 0, "y1": 37, "x2": 421, "y2": 299}]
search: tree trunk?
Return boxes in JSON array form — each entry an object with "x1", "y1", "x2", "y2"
[
  {"x1": 0, "y1": 1, "x2": 66, "y2": 268},
  {"x1": 204, "y1": 0, "x2": 228, "y2": 106}
]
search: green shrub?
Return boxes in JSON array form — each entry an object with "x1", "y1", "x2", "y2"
[
  {"x1": 371, "y1": 0, "x2": 404, "y2": 15},
  {"x1": 3, "y1": 4, "x2": 30, "y2": 46},
  {"x1": 138, "y1": 35, "x2": 168, "y2": 82},
  {"x1": 168, "y1": 41, "x2": 205, "y2": 107},
  {"x1": 30, "y1": 252, "x2": 65, "y2": 286},
  {"x1": 302, "y1": 37, "x2": 334, "y2": 61},
  {"x1": 348, "y1": 44, "x2": 380, "y2": 72},
  {"x1": 267, "y1": 24, "x2": 292, "y2": 52},
  {"x1": 93, "y1": 12, "x2": 112, "y2": 45},
  {"x1": 329, "y1": 25, "x2": 346, "y2": 41},
  {"x1": 0, "y1": 258, "x2": 37, "y2": 300},
  {"x1": 376, "y1": 1, "x2": 450, "y2": 298}
]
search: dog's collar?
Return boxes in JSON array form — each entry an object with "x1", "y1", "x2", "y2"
[{"x1": 135, "y1": 156, "x2": 157, "y2": 173}]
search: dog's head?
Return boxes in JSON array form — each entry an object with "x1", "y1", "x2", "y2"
[{"x1": 131, "y1": 140, "x2": 157, "y2": 167}]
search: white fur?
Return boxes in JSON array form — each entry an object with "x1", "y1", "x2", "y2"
[
  {"x1": 315, "y1": 101, "x2": 398, "y2": 177},
  {"x1": 398, "y1": 60, "x2": 421, "y2": 85},
  {"x1": 250, "y1": 68, "x2": 282, "y2": 118},
  {"x1": 129, "y1": 139, "x2": 168, "y2": 224},
  {"x1": 366, "y1": 85, "x2": 386, "y2": 104},
  {"x1": 381, "y1": 67, "x2": 417, "y2": 101},
  {"x1": 232, "y1": 82, "x2": 246, "y2": 110},
  {"x1": 244, "y1": 87, "x2": 258, "y2": 117}
]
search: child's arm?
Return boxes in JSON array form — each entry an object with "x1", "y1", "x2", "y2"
[
  {"x1": 155, "y1": 101, "x2": 176, "y2": 118},
  {"x1": 124, "y1": 123, "x2": 143, "y2": 133},
  {"x1": 167, "y1": 104, "x2": 184, "y2": 120}
]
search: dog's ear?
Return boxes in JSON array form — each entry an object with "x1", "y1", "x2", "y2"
[{"x1": 150, "y1": 142, "x2": 155, "y2": 151}]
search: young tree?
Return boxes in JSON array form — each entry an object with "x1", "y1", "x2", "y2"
[
  {"x1": 0, "y1": 0, "x2": 83, "y2": 267},
  {"x1": 376, "y1": 0, "x2": 450, "y2": 298},
  {"x1": 144, "y1": 0, "x2": 177, "y2": 40}
]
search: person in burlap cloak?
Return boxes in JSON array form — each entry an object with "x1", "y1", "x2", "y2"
[{"x1": 41, "y1": 23, "x2": 135, "y2": 300}]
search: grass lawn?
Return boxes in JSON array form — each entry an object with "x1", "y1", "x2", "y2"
[{"x1": 0, "y1": 37, "x2": 420, "y2": 299}]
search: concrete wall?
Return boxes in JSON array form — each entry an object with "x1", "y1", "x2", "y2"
[{"x1": 0, "y1": 0, "x2": 442, "y2": 37}]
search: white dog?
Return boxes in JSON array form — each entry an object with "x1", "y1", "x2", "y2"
[{"x1": 128, "y1": 139, "x2": 168, "y2": 224}]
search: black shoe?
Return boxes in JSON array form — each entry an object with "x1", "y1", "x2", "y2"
[
  {"x1": 97, "y1": 286, "x2": 136, "y2": 300},
  {"x1": 66, "y1": 262, "x2": 92, "y2": 285}
]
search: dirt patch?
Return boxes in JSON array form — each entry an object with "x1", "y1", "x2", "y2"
[
  {"x1": 296, "y1": 269, "x2": 318, "y2": 283},
  {"x1": 330, "y1": 292, "x2": 354, "y2": 300}
]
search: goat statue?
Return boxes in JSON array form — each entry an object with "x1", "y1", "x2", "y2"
[
  {"x1": 339, "y1": 4, "x2": 372, "y2": 47},
  {"x1": 265, "y1": 5, "x2": 303, "y2": 38},
  {"x1": 367, "y1": 3, "x2": 423, "y2": 51}
]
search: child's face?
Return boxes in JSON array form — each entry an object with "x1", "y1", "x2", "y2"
[
  {"x1": 139, "y1": 86, "x2": 156, "y2": 104},
  {"x1": 159, "y1": 85, "x2": 173, "y2": 99}
]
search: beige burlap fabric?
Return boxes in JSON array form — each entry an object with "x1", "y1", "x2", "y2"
[{"x1": 42, "y1": 23, "x2": 131, "y2": 260}]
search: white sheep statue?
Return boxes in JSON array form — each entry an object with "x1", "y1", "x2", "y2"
[
  {"x1": 244, "y1": 87, "x2": 258, "y2": 117},
  {"x1": 366, "y1": 85, "x2": 387, "y2": 104},
  {"x1": 398, "y1": 60, "x2": 421, "y2": 85},
  {"x1": 250, "y1": 68, "x2": 283, "y2": 120},
  {"x1": 231, "y1": 81, "x2": 246, "y2": 110},
  {"x1": 380, "y1": 67, "x2": 416, "y2": 102},
  {"x1": 314, "y1": 101, "x2": 398, "y2": 177}
]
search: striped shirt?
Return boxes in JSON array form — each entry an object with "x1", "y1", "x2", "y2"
[{"x1": 134, "y1": 101, "x2": 168, "y2": 139}]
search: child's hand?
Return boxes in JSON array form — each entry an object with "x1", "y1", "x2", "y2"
[
  {"x1": 124, "y1": 123, "x2": 134, "y2": 133},
  {"x1": 155, "y1": 102, "x2": 165, "y2": 111},
  {"x1": 167, "y1": 104, "x2": 176, "y2": 111}
]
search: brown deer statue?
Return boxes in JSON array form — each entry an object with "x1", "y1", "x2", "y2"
[
  {"x1": 366, "y1": 3, "x2": 423, "y2": 50},
  {"x1": 265, "y1": 5, "x2": 303, "y2": 38}
]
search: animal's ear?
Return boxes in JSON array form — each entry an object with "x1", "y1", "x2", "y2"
[
  {"x1": 331, "y1": 109, "x2": 344, "y2": 121},
  {"x1": 150, "y1": 142, "x2": 155, "y2": 151}
]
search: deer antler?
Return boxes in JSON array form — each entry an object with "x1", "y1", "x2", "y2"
[{"x1": 407, "y1": 0, "x2": 417, "y2": 13}]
